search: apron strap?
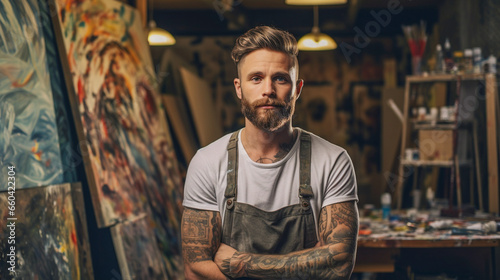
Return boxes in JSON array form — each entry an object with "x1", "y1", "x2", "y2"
[
  {"x1": 299, "y1": 131, "x2": 314, "y2": 207},
  {"x1": 225, "y1": 130, "x2": 240, "y2": 209}
]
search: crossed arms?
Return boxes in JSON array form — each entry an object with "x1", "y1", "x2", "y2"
[{"x1": 181, "y1": 201, "x2": 359, "y2": 279}]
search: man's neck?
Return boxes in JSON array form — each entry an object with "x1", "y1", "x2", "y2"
[{"x1": 241, "y1": 123, "x2": 297, "y2": 164}]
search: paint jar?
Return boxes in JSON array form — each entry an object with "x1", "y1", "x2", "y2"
[
  {"x1": 440, "y1": 106, "x2": 450, "y2": 121},
  {"x1": 429, "y1": 107, "x2": 438, "y2": 124},
  {"x1": 487, "y1": 55, "x2": 497, "y2": 74},
  {"x1": 418, "y1": 107, "x2": 427, "y2": 121},
  {"x1": 412, "y1": 107, "x2": 418, "y2": 119},
  {"x1": 381, "y1": 193, "x2": 391, "y2": 220},
  {"x1": 444, "y1": 39, "x2": 454, "y2": 73},
  {"x1": 412, "y1": 149, "x2": 420, "y2": 160},
  {"x1": 405, "y1": 148, "x2": 414, "y2": 161},
  {"x1": 435, "y1": 44, "x2": 445, "y2": 74},
  {"x1": 464, "y1": 49, "x2": 473, "y2": 74},
  {"x1": 363, "y1": 204, "x2": 374, "y2": 217},
  {"x1": 453, "y1": 51, "x2": 464, "y2": 74},
  {"x1": 473, "y1": 47, "x2": 482, "y2": 74},
  {"x1": 448, "y1": 106, "x2": 456, "y2": 122}
]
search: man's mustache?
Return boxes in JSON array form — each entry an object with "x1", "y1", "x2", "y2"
[{"x1": 251, "y1": 98, "x2": 286, "y2": 108}]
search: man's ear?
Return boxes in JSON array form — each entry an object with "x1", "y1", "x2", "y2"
[
  {"x1": 295, "y1": 79, "x2": 304, "y2": 99},
  {"x1": 234, "y1": 78, "x2": 242, "y2": 100}
]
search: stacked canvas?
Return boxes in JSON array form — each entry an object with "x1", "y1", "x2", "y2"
[{"x1": 0, "y1": 0, "x2": 185, "y2": 278}]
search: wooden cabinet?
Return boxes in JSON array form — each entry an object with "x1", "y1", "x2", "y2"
[{"x1": 395, "y1": 74, "x2": 499, "y2": 214}]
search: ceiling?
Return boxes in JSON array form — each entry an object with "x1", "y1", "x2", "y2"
[
  {"x1": 151, "y1": 0, "x2": 443, "y2": 36},
  {"x1": 153, "y1": 0, "x2": 439, "y2": 10}
]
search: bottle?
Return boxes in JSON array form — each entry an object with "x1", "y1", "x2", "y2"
[
  {"x1": 381, "y1": 193, "x2": 391, "y2": 220},
  {"x1": 453, "y1": 51, "x2": 464, "y2": 74},
  {"x1": 473, "y1": 47, "x2": 482, "y2": 74},
  {"x1": 444, "y1": 38, "x2": 454, "y2": 73},
  {"x1": 488, "y1": 55, "x2": 497, "y2": 74},
  {"x1": 464, "y1": 49, "x2": 473, "y2": 74},
  {"x1": 435, "y1": 44, "x2": 445, "y2": 74}
]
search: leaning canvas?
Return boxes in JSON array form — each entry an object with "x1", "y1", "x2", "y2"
[
  {"x1": 0, "y1": 182, "x2": 93, "y2": 279},
  {"x1": 50, "y1": 0, "x2": 185, "y2": 277},
  {"x1": 50, "y1": 0, "x2": 183, "y2": 225},
  {"x1": 0, "y1": 0, "x2": 64, "y2": 190},
  {"x1": 111, "y1": 215, "x2": 168, "y2": 280}
]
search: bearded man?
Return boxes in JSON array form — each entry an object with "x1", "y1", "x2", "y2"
[{"x1": 181, "y1": 26, "x2": 359, "y2": 280}]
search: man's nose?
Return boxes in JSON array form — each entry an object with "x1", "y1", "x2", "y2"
[{"x1": 262, "y1": 78, "x2": 276, "y2": 97}]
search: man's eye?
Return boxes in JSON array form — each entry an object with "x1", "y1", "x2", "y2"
[
  {"x1": 251, "y1": 77, "x2": 262, "y2": 82},
  {"x1": 274, "y1": 76, "x2": 287, "y2": 83}
]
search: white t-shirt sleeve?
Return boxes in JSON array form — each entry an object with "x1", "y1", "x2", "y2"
[
  {"x1": 321, "y1": 150, "x2": 358, "y2": 208},
  {"x1": 182, "y1": 151, "x2": 220, "y2": 211}
]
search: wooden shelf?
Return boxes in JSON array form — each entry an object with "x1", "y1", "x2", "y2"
[
  {"x1": 407, "y1": 73, "x2": 489, "y2": 83},
  {"x1": 412, "y1": 121, "x2": 457, "y2": 130},
  {"x1": 396, "y1": 74, "x2": 498, "y2": 213},
  {"x1": 401, "y1": 159, "x2": 471, "y2": 167}
]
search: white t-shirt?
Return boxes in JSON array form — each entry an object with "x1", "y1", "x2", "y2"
[{"x1": 183, "y1": 129, "x2": 358, "y2": 232}]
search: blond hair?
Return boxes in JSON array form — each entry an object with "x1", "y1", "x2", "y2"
[{"x1": 231, "y1": 26, "x2": 299, "y2": 78}]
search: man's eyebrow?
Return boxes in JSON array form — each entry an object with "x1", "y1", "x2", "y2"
[
  {"x1": 246, "y1": 71, "x2": 264, "y2": 79},
  {"x1": 246, "y1": 71, "x2": 291, "y2": 78},
  {"x1": 272, "y1": 71, "x2": 291, "y2": 78}
]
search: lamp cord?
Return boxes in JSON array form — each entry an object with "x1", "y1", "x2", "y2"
[
  {"x1": 149, "y1": 0, "x2": 153, "y2": 24},
  {"x1": 314, "y1": 5, "x2": 318, "y2": 28}
]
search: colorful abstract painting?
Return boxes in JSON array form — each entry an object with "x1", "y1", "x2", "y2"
[
  {"x1": 111, "y1": 216, "x2": 168, "y2": 280},
  {"x1": 51, "y1": 0, "x2": 184, "y2": 277},
  {"x1": 0, "y1": 183, "x2": 93, "y2": 279},
  {"x1": 0, "y1": 0, "x2": 64, "y2": 190}
]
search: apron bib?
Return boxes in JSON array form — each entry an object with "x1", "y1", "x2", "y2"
[{"x1": 222, "y1": 130, "x2": 318, "y2": 255}]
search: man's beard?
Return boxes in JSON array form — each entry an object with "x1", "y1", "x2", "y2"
[{"x1": 240, "y1": 91, "x2": 295, "y2": 132}]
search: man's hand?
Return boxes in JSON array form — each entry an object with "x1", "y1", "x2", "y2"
[{"x1": 214, "y1": 243, "x2": 238, "y2": 277}]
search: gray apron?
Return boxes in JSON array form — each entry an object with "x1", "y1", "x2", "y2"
[{"x1": 222, "y1": 130, "x2": 318, "y2": 255}]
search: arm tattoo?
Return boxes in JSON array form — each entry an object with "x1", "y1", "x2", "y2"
[
  {"x1": 181, "y1": 208, "x2": 221, "y2": 263},
  {"x1": 222, "y1": 202, "x2": 359, "y2": 279}
]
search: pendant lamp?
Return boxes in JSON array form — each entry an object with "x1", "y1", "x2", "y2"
[
  {"x1": 298, "y1": 6, "x2": 337, "y2": 51},
  {"x1": 147, "y1": 0, "x2": 175, "y2": 46},
  {"x1": 148, "y1": 20, "x2": 176, "y2": 46}
]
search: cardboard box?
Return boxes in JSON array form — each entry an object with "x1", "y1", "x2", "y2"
[{"x1": 418, "y1": 130, "x2": 454, "y2": 161}]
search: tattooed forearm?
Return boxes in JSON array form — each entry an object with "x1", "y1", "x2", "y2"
[
  {"x1": 221, "y1": 202, "x2": 359, "y2": 280},
  {"x1": 319, "y1": 203, "x2": 358, "y2": 246},
  {"x1": 225, "y1": 243, "x2": 353, "y2": 279},
  {"x1": 181, "y1": 208, "x2": 222, "y2": 263}
]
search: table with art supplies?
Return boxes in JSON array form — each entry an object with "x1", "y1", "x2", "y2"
[{"x1": 354, "y1": 208, "x2": 500, "y2": 279}]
